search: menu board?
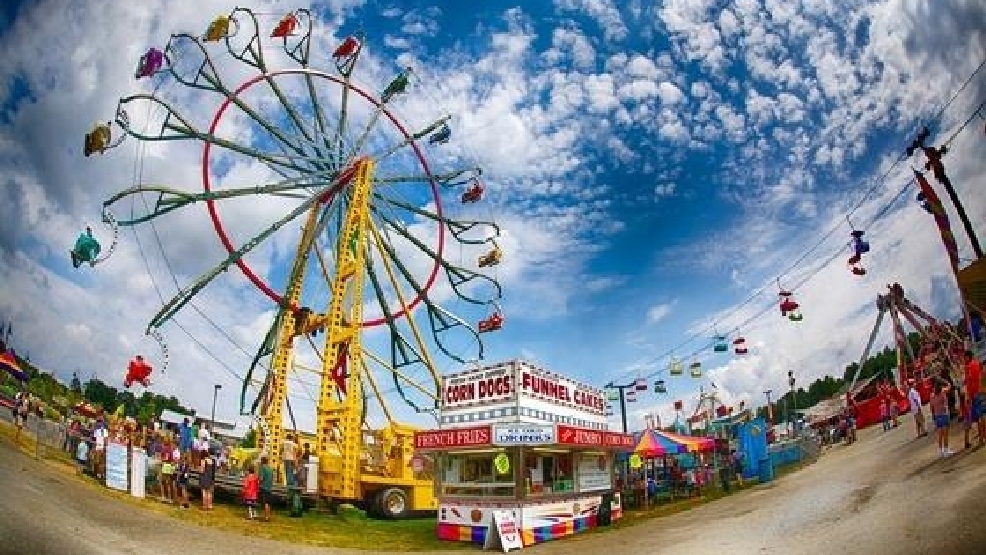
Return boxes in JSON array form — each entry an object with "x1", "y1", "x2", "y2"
[
  {"x1": 576, "y1": 453, "x2": 611, "y2": 492},
  {"x1": 104, "y1": 441, "x2": 129, "y2": 492}
]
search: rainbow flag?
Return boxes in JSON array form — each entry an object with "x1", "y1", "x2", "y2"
[{"x1": 0, "y1": 349, "x2": 28, "y2": 382}]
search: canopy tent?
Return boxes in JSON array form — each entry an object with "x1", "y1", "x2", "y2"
[
  {"x1": 632, "y1": 429, "x2": 716, "y2": 457},
  {"x1": 0, "y1": 349, "x2": 28, "y2": 382},
  {"x1": 653, "y1": 429, "x2": 716, "y2": 452},
  {"x1": 633, "y1": 429, "x2": 687, "y2": 457}
]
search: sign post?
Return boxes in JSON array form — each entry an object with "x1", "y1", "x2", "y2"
[{"x1": 483, "y1": 510, "x2": 524, "y2": 552}]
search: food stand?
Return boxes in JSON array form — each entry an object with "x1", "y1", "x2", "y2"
[{"x1": 414, "y1": 360, "x2": 634, "y2": 546}]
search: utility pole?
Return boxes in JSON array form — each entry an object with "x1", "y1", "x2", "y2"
[
  {"x1": 788, "y1": 371, "x2": 797, "y2": 437},
  {"x1": 605, "y1": 380, "x2": 637, "y2": 434},
  {"x1": 763, "y1": 389, "x2": 773, "y2": 425}
]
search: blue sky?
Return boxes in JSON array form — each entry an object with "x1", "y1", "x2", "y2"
[{"x1": 0, "y1": 0, "x2": 984, "y2": 431}]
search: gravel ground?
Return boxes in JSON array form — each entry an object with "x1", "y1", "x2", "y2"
[{"x1": 1, "y1": 421, "x2": 984, "y2": 555}]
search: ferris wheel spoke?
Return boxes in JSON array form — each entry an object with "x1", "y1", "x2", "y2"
[
  {"x1": 224, "y1": 8, "x2": 268, "y2": 73},
  {"x1": 104, "y1": 173, "x2": 332, "y2": 225},
  {"x1": 364, "y1": 350, "x2": 440, "y2": 407},
  {"x1": 366, "y1": 213, "x2": 485, "y2": 364},
  {"x1": 374, "y1": 194, "x2": 500, "y2": 245},
  {"x1": 147, "y1": 177, "x2": 341, "y2": 329},
  {"x1": 281, "y1": 8, "x2": 314, "y2": 67},
  {"x1": 241, "y1": 311, "x2": 282, "y2": 415},
  {"x1": 359, "y1": 353, "x2": 395, "y2": 424},
  {"x1": 118, "y1": 94, "x2": 314, "y2": 174},
  {"x1": 373, "y1": 168, "x2": 476, "y2": 186},
  {"x1": 366, "y1": 219, "x2": 443, "y2": 386},
  {"x1": 371, "y1": 208, "x2": 503, "y2": 305},
  {"x1": 366, "y1": 115, "x2": 451, "y2": 163}
]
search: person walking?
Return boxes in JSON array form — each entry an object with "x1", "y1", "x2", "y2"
[
  {"x1": 930, "y1": 381, "x2": 954, "y2": 457},
  {"x1": 259, "y1": 456, "x2": 275, "y2": 522},
  {"x1": 199, "y1": 449, "x2": 217, "y2": 510},
  {"x1": 962, "y1": 350, "x2": 985, "y2": 449},
  {"x1": 907, "y1": 379, "x2": 927, "y2": 438},
  {"x1": 281, "y1": 433, "x2": 298, "y2": 487}
]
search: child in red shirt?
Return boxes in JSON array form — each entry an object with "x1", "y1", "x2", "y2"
[{"x1": 243, "y1": 465, "x2": 259, "y2": 520}]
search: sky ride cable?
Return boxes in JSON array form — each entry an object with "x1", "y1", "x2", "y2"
[{"x1": 609, "y1": 58, "x2": 986, "y2": 387}]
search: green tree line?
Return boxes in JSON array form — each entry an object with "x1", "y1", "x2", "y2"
[
  {"x1": 753, "y1": 331, "x2": 923, "y2": 424},
  {"x1": 1, "y1": 352, "x2": 193, "y2": 422}
]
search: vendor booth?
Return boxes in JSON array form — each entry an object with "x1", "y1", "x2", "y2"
[{"x1": 414, "y1": 360, "x2": 634, "y2": 546}]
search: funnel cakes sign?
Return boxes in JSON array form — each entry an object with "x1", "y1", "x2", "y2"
[{"x1": 441, "y1": 360, "x2": 606, "y2": 416}]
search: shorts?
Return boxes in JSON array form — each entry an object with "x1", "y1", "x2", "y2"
[
  {"x1": 913, "y1": 411, "x2": 925, "y2": 426},
  {"x1": 76, "y1": 458, "x2": 87, "y2": 469},
  {"x1": 934, "y1": 414, "x2": 950, "y2": 430},
  {"x1": 964, "y1": 393, "x2": 985, "y2": 426},
  {"x1": 246, "y1": 499, "x2": 257, "y2": 507}
]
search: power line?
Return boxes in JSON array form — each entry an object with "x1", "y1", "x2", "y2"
[{"x1": 610, "y1": 57, "x2": 986, "y2": 386}]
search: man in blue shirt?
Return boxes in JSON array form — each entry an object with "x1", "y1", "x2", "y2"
[{"x1": 179, "y1": 418, "x2": 193, "y2": 456}]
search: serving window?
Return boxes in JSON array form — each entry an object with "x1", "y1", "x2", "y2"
[
  {"x1": 441, "y1": 451, "x2": 516, "y2": 497},
  {"x1": 524, "y1": 450, "x2": 575, "y2": 496}
]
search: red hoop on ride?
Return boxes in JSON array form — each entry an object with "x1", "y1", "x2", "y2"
[{"x1": 202, "y1": 69, "x2": 445, "y2": 327}]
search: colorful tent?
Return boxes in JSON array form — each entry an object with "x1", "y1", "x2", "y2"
[
  {"x1": 633, "y1": 429, "x2": 688, "y2": 457},
  {"x1": 651, "y1": 429, "x2": 715, "y2": 453},
  {"x1": 0, "y1": 349, "x2": 28, "y2": 382}
]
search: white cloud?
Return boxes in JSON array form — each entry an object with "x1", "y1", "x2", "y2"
[{"x1": 646, "y1": 303, "x2": 674, "y2": 324}]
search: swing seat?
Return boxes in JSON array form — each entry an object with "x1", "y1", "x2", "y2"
[
  {"x1": 779, "y1": 299, "x2": 799, "y2": 314},
  {"x1": 713, "y1": 343, "x2": 728, "y2": 353},
  {"x1": 135, "y1": 48, "x2": 164, "y2": 80},
  {"x1": 124, "y1": 357, "x2": 154, "y2": 389},
  {"x1": 203, "y1": 16, "x2": 230, "y2": 42},
  {"x1": 851, "y1": 266, "x2": 867, "y2": 276},
  {"x1": 83, "y1": 124, "x2": 111, "y2": 157},
  {"x1": 732, "y1": 337, "x2": 745, "y2": 345},
  {"x1": 848, "y1": 253, "x2": 862, "y2": 265},
  {"x1": 71, "y1": 233, "x2": 102, "y2": 268},
  {"x1": 669, "y1": 360, "x2": 684, "y2": 376},
  {"x1": 788, "y1": 312, "x2": 804, "y2": 322},
  {"x1": 478, "y1": 312, "x2": 503, "y2": 333},
  {"x1": 478, "y1": 248, "x2": 502, "y2": 268},
  {"x1": 381, "y1": 71, "x2": 411, "y2": 102},
  {"x1": 333, "y1": 36, "x2": 360, "y2": 58},
  {"x1": 271, "y1": 14, "x2": 298, "y2": 38},
  {"x1": 734, "y1": 347, "x2": 749, "y2": 355},
  {"x1": 461, "y1": 183, "x2": 484, "y2": 203},
  {"x1": 778, "y1": 289, "x2": 792, "y2": 298},
  {"x1": 428, "y1": 124, "x2": 451, "y2": 145}
]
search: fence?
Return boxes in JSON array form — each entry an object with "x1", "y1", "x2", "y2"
[{"x1": 0, "y1": 406, "x2": 71, "y2": 461}]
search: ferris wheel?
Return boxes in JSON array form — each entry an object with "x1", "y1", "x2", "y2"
[{"x1": 92, "y1": 8, "x2": 504, "y2": 468}]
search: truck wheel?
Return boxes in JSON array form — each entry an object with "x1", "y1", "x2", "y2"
[{"x1": 378, "y1": 487, "x2": 409, "y2": 520}]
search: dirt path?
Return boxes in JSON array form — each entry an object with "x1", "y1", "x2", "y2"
[{"x1": 1, "y1": 422, "x2": 984, "y2": 555}]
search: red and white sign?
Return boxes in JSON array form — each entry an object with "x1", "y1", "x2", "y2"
[
  {"x1": 413, "y1": 425, "x2": 492, "y2": 451},
  {"x1": 556, "y1": 425, "x2": 634, "y2": 450},
  {"x1": 442, "y1": 364, "x2": 516, "y2": 409},
  {"x1": 517, "y1": 365, "x2": 605, "y2": 415}
]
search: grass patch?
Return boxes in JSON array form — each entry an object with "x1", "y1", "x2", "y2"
[{"x1": 0, "y1": 419, "x2": 463, "y2": 551}]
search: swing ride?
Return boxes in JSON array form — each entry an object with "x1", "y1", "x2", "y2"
[
  {"x1": 839, "y1": 282, "x2": 965, "y2": 429},
  {"x1": 85, "y1": 8, "x2": 504, "y2": 518}
]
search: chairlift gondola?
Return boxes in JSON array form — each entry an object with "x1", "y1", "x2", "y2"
[
  {"x1": 689, "y1": 360, "x2": 702, "y2": 378},
  {"x1": 732, "y1": 336, "x2": 748, "y2": 355},
  {"x1": 634, "y1": 378, "x2": 648, "y2": 391},
  {"x1": 653, "y1": 379, "x2": 667, "y2": 394},
  {"x1": 669, "y1": 356, "x2": 684, "y2": 376},
  {"x1": 713, "y1": 334, "x2": 728, "y2": 352}
]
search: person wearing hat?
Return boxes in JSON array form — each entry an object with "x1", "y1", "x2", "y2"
[{"x1": 906, "y1": 378, "x2": 926, "y2": 438}]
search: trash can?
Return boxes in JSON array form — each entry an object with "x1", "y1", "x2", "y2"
[
  {"x1": 719, "y1": 467, "x2": 731, "y2": 492},
  {"x1": 597, "y1": 491, "x2": 614, "y2": 527},
  {"x1": 758, "y1": 458, "x2": 773, "y2": 483},
  {"x1": 288, "y1": 486, "x2": 304, "y2": 517}
]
